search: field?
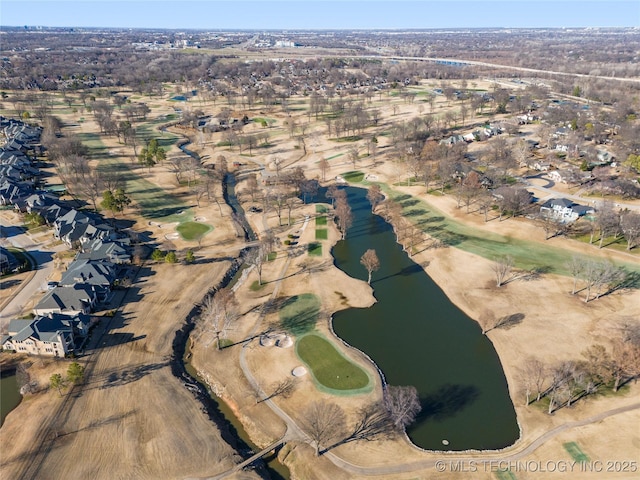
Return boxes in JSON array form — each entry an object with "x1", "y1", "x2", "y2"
[{"x1": 1, "y1": 68, "x2": 639, "y2": 480}]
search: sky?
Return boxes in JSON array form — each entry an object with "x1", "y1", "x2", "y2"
[{"x1": 2, "y1": 0, "x2": 639, "y2": 30}]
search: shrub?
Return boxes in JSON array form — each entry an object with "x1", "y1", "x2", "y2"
[{"x1": 151, "y1": 249, "x2": 166, "y2": 261}]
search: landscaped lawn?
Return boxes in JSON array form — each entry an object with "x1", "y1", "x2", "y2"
[
  {"x1": 279, "y1": 293, "x2": 321, "y2": 336},
  {"x1": 315, "y1": 215, "x2": 327, "y2": 226},
  {"x1": 296, "y1": 333, "x2": 371, "y2": 392},
  {"x1": 563, "y1": 442, "x2": 590, "y2": 463},
  {"x1": 316, "y1": 204, "x2": 329, "y2": 214},
  {"x1": 315, "y1": 229, "x2": 328, "y2": 240},
  {"x1": 176, "y1": 221, "x2": 212, "y2": 241},
  {"x1": 342, "y1": 171, "x2": 365, "y2": 183},
  {"x1": 308, "y1": 242, "x2": 322, "y2": 256}
]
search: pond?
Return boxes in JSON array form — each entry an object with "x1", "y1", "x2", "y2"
[
  {"x1": 1, "y1": 370, "x2": 22, "y2": 426},
  {"x1": 331, "y1": 187, "x2": 519, "y2": 451}
]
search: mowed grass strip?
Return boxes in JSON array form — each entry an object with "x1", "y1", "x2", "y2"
[
  {"x1": 308, "y1": 242, "x2": 322, "y2": 256},
  {"x1": 342, "y1": 170, "x2": 365, "y2": 183},
  {"x1": 315, "y1": 229, "x2": 328, "y2": 240},
  {"x1": 315, "y1": 215, "x2": 327, "y2": 226},
  {"x1": 79, "y1": 131, "x2": 190, "y2": 221},
  {"x1": 379, "y1": 185, "x2": 640, "y2": 276},
  {"x1": 279, "y1": 293, "x2": 321, "y2": 336},
  {"x1": 176, "y1": 221, "x2": 212, "y2": 241},
  {"x1": 296, "y1": 334, "x2": 370, "y2": 391},
  {"x1": 563, "y1": 442, "x2": 590, "y2": 463}
]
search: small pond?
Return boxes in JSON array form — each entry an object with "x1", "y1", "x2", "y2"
[
  {"x1": 1, "y1": 370, "x2": 22, "y2": 426},
  {"x1": 331, "y1": 187, "x2": 519, "y2": 451}
]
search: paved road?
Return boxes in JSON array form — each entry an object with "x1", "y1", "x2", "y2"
[
  {"x1": 0, "y1": 228, "x2": 66, "y2": 329},
  {"x1": 522, "y1": 174, "x2": 640, "y2": 212}
]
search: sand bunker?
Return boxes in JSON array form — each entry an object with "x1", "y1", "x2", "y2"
[
  {"x1": 292, "y1": 366, "x2": 307, "y2": 377},
  {"x1": 259, "y1": 335, "x2": 276, "y2": 347}
]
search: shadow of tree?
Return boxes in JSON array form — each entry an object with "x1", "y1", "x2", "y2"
[
  {"x1": 495, "y1": 313, "x2": 525, "y2": 330},
  {"x1": 415, "y1": 384, "x2": 480, "y2": 422},
  {"x1": 405, "y1": 209, "x2": 428, "y2": 217},
  {"x1": 279, "y1": 294, "x2": 321, "y2": 336},
  {"x1": 400, "y1": 199, "x2": 420, "y2": 208},
  {"x1": 99, "y1": 361, "x2": 168, "y2": 390}
]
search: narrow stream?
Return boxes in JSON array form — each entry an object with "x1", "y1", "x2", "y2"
[{"x1": 171, "y1": 127, "x2": 289, "y2": 478}]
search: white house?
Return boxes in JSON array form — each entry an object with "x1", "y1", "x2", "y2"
[{"x1": 539, "y1": 198, "x2": 595, "y2": 223}]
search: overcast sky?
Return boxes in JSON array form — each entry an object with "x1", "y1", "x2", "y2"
[{"x1": 2, "y1": 1, "x2": 639, "y2": 29}]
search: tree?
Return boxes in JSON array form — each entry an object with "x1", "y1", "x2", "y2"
[
  {"x1": 334, "y1": 195, "x2": 353, "y2": 240},
  {"x1": 517, "y1": 357, "x2": 547, "y2": 406},
  {"x1": 620, "y1": 210, "x2": 640, "y2": 250},
  {"x1": 566, "y1": 256, "x2": 585, "y2": 295},
  {"x1": 492, "y1": 255, "x2": 514, "y2": 287},
  {"x1": 366, "y1": 184, "x2": 384, "y2": 213},
  {"x1": 151, "y1": 249, "x2": 166, "y2": 262},
  {"x1": 360, "y1": 249, "x2": 380, "y2": 285},
  {"x1": 50, "y1": 373, "x2": 65, "y2": 396},
  {"x1": 383, "y1": 385, "x2": 421, "y2": 432},
  {"x1": 185, "y1": 250, "x2": 196, "y2": 264},
  {"x1": 165, "y1": 251, "x2": 178, "y2": 263},
  {"x1": 259, "y1": 378, "x2": 298, "y2": 404},
  {"x1": 301, "y1": 401, "x2": 346, "y2": 456},
  {"x1": 67, "y1": 362, "x2": 85, "y2": 385},
  {"x1": 595, "y1": 201, "x2": 620, "y2": 248},
  {"x1": 319, "y1": 157, "x2": 329, "y2": 182},
  {"x1": 200, "y1": 287, "x2": 238, "y2": 350},
  {"x1": 101, "y1": 188, "x2": 131, "y2": 216}
]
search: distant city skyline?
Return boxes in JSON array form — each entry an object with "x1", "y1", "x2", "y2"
[{"x1": 2, "y1": 1, "x2": 639, "y2": 30}]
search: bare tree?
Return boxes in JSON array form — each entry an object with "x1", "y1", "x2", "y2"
[
  {"x1": 319, "y1": 157, "x2": 329, "y2": 182},
  {"x1": 335, "y1": 195, "x2": 353, "y2": 240},
  {"x1": 517, "y1": 357, "x2": 547, "y2": 405},
  {"x1": 383, "y1": 385, "x2": 421, "y2": 432},
  {"x1": 199, "y1": 287, "x2": 238, "y2": 350},
  {"x1": 620, "y1": 210, "x2": 640, "y2": 250},
  {"x1": 258, "y1": 378, "x2": 298, "y2": 403},
  {"x1": 366, "y1": 184, "x2": 384, "y2": 213},
  {"x1": 300, "y1": 401, "x2": 347, "y2": 456},
  {"x1": 360, "y1": 249, "x2": 380, "y2": 285},
  {"x1": 346, "y1": 401, "x2": 395, "y2": 443},
  {"x1": 565, "y1": 256, "x2": 585, "y2": 295},
  {"x1": 492, "y1": 255, "x2": 514, "y2": 287}
]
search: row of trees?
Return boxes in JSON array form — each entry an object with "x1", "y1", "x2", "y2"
[
  {"x1": 49, "y1": 362, "x2": 85, "y2": 396},
  {"x1": 518, "y1": 322, "x2": 640, "y2": 414},
  {"x1": 301, "y1": 385, "x2": 421, "y2": 456}
]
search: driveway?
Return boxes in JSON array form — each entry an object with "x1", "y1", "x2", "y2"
[{"x1": 0, "y1": 227, "x2": 67, "y2": 329}]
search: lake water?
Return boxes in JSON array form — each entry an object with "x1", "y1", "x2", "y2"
[
  {"x1": 1, "y1": 371, "x2": 22, "y2": 426},
  {"x1": 331, "y1": 187, "x2": 519, "y2": 451}
]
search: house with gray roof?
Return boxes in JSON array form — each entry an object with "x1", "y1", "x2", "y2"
[
  {"x1": 59, "y1": 259, "x2": 116, "y2": 300},
  {"x1": 77, "y1": 238, "x2": 131, "y2": 264},
  {"x1": 2, "y1": 313, "x2": 90, "y2": 357},
  {"x1": 53, "y1": 209, "x2": 114, "y2": 247},
  {"x1": 539, "y1": 198, "x2": 595, "y2": 223},
  {"x1": 33, "y1": 284, "x2": 98, "y2": 316}
]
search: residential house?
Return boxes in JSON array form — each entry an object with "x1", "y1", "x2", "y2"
[
  {"x1": 539, "y1": 198, "x2": 595, "y2": 223},
  {"x1": 2, "y1": 313, "x2": 90, "y2": 357},
  {"x1": 53, "y1": 209, "x2": 114, "y2": 247},
  {"x1": 59, "y1": 259, "x2": 117, "y2": 300},
  {"x1": 33, "y1": 284, "x2": 98, "y2": 316},
  {"x1": 77, "y1": 238, "x2": 131, "y2": 264},
  {"x1": 0, "y1": 178, "x2": 32, "y2": 205}
]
